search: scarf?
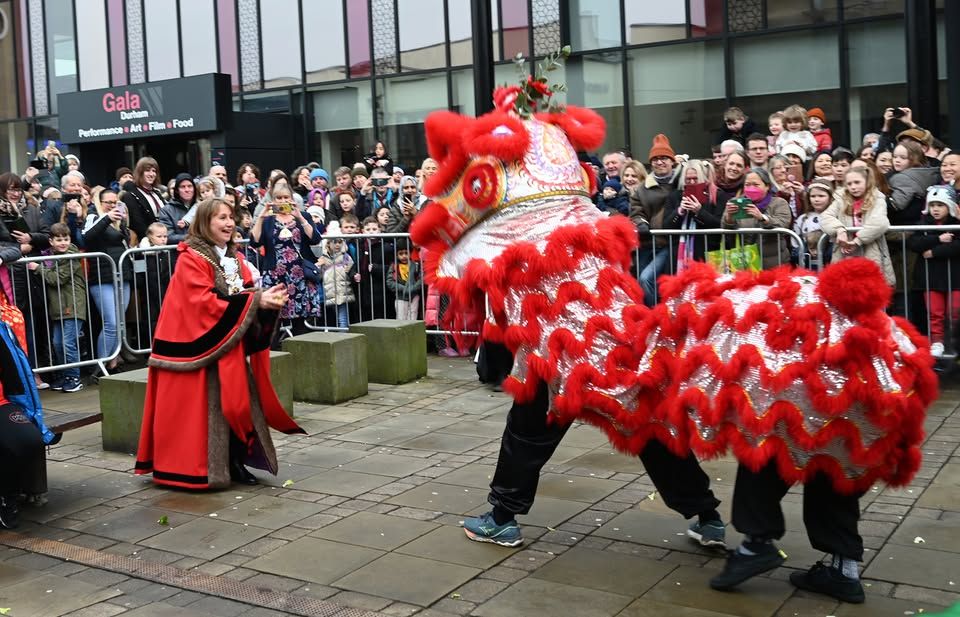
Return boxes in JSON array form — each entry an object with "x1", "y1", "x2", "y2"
[
  {"x1": 753, "y1": 190, "x2": 775, "y2": 212},
  {"x1": 0, "y1": 197, "x2": 23, "y2": 219},
  {"x1": 676, "y1": 211, "x2": 697, "y2": 272}
]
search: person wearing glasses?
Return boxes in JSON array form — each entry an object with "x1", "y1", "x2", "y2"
[{"x1": 357, "y1": 168, "x2": 394, "y2": 221}]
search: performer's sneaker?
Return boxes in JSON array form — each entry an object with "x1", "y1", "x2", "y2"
[
  {"x1": 790, "y1": 562, "x2": 865, "y2": 604},
  {"x1": 0, "y1": 496, "x2": 20, "y2": 529},
  {"x1": 709, "y1": 544, "x2": 786, "y2": 591},
  {"x1": 687, "y1": 520, "x2": 726, "y2": 548},
  {"x1": 462, "y1": 512, "x2": 523, "y2": 547}
]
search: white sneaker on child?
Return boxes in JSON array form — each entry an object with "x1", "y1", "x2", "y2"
[{"x1": 930, "y1": 342, "x2": 944, "y2": 358}]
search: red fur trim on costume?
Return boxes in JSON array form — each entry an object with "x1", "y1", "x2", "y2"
[
  {"x1": 580, "y1": 162, "x2": 598, "y2": 197},
  {"x1": 536, "y1": 106, "x2": 607, "y2": 152},
  {"x1": 424, "y1": 111, "x2": 471, "y2": 197},
  {"x1": 466, "y1": 112, "x2": 530, "y2": 162},
  {"x1": 818, "y1": 257, "x2": 892, "y2": 316}
]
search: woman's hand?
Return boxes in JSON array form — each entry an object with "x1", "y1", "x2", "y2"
[
  {"x1": 258, "y1": 283, "x2": 288, "y2": 310},
  {"x1": 260, "y1": 203, "x2": 275, "y2": 218},
  {"x1": 11, "y1": 230, "x2": 30, "y2": 244},
  {"x1": 107, "y1": 208, "x2": 123, "y2": 222},
  {"x1": 723, "y1": 202, "x2": 739, "y2": 223},
  {"x1": 680, "y1": 195, "x2": 701, "y2": 214},
  {"x1": 939, "y1": 232, "x2": 954, "y2": 243},
  {"x1": 744, "y1": 204, "x2": 764, "y2": 221}
]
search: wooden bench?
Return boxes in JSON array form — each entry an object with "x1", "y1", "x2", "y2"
[{"x1": 28, "y1": 409, "x2": 103, "y2": 496}]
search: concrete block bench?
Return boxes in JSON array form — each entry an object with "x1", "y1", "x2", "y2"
[
  {"x1": 99, "y1": 367, "x2": 149, "y2": 454},
  {"x1": 349, "y1": 319, "x2": 427, "y2": 384},
  {"x1": 98, "y1": 350, "x2": 296, "y2": 454},
  {"x1": 281, "y1": 332, "x2": 368, "y2": 403}
]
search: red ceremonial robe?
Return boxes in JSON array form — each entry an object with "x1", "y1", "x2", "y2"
[{"x1": 135, "y1": 239, "x2": 304, "y2": 489}]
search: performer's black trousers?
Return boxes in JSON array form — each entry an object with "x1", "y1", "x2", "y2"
[
  {"x1": 731, "y1": 460, "x2": 864, "y2": 560},
  {"x1": 0, "y1": 404, "x2": 44, "y2": 496},
  {"x1": 488, "y1": 383, "x2": 720, "y2": 519}
]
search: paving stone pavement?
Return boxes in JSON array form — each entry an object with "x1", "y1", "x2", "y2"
[{"x1": 0, "y1": 356, "x2": 958, "y2": 617}]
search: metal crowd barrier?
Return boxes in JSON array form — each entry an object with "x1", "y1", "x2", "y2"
[
  {"x1": 18, "y1": 223, "x2": 960, "y2": 376},
  {"x1": 643, "y1": 227, "x2": 807, "y2": 305},
  {"x1": 817, "y1": 224, "x2": 960, "y2": 359},
  {"x1": 15, "y1": 252, "x2": 121, "y2": 377}
]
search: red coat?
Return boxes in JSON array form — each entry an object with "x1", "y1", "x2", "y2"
[
  {"x1": 812, "y1": 127, "x2": 833, "y2": 153},
  {"x1": 135, "y1": 241, "x2": 304, "y2": 489}
]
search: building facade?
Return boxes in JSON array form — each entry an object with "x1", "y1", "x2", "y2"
[{"x1": 0, "y1": 0, "x2": 951, "y2": 178}]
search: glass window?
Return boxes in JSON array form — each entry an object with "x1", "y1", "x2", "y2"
[
  {"x1": 75, "y1": 0, "x2": 109, "y2": 90},
  {"x1": 311, "y1": 82, "x2": 374, "y2": 169},
  {"x1": 304, "y1": 0, "x2": 346, "y2": 82},
  {"x1": 847, "y1": 20, "x2": 906, "y2": 147},
  {"x1": 347, "y1": 0, "x2": 371, "y2": 77},
  {"x1": 448, "y1": 0, "x2": 475, "y2": 65},
  {"x1": 0, "y1": 121, "x2": 30, "y2": 174},
  {"x1": 180, "y1": 0, "x2": 218, "y2": 77},
  {"x1": 217, "y1": 0, "x2": 240, "y2": 92},
  {"x1": 766, "y1": 0, "x2": 837, "y2": 27},
  {"x1": 45, "y1": 0, "x2": 78, "y2": 115},
  {"x1": 690, "y1": 0, "x2": 724, "y2": 37},
  {"x1": 624, "y1": 0, "x2": 685, "y2": 45},
  {"x1": 260, "y1": 0, "x2": 302, "y2": 87},
  {"x1": 502, "y1": 0, "x2": 529, "y2": 59},
  {"x1": 107, "y1": 0, "x2": 126, "y2": 86},
  {"x1": 559, "y1": 52, "x2": 627, "y2": 154},
  {"x1": 843, "y1": 0, "x2": 902, "y2": 19},
  {"x1": 628, "y1": 41, "x2": 726, "y2": 158},
  {"x1": 399, "y1": 0, "x2": 446, "y2": 71},
  {"x1": 568, "y1": 0, "x2": 621, "y2": 50},
  {"x1": 144, "y1": 0, "x2": 180, "y2": 81},
  {"x1": 378, "y1": 72, "x2": 448, "y2": 169},
  {"x1": 451, "y1": 68, "x2": 475, "y2": 117},
  {"x1": 242, "y1": 91, "x2": 291, "y2": 114},
  {"x1": 734, "y1": 29, "x2": 839, "y2": 97}
]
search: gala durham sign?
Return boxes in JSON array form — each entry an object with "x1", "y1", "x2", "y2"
[{"x1": 58, "y1": 73, "x2": 231, "y2": 144}]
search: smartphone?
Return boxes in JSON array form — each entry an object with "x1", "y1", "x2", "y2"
[
  {"x1": 61, "y1": 193, "x2": 82, "y2": 203},
  {"x1": 730, "y1": 196, "x2": 753, "y2": 220},
  {"x1": 786, "y1": 163, "x2": 804, "y2": 181},
  {"x1": 891, "y1": 107, "x2": 906, "y2": 119},
  {"x1": 115, "y1": 203, "x2": 126, "y2": 216},
  {"x1": 682, "y1": 182, "x2": 709, "y2": 205}
]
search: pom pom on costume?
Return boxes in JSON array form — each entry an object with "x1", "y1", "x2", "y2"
[{"x1": 410, "y1": 54, "x2": 937, "y2": 495}]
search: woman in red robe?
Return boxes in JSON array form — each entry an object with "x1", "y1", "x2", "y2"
[{"x1": 135, "y1": 198, "x2": 303, "y2": 489}]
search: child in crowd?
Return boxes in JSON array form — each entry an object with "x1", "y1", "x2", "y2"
[
  {"x1": 135, "y1": 222, "x2": 173, "y2": 332},
  {"x1": 776, "y1": 105, "x2": 818, "y2": 158},
  {"x1": 329, "y1": 166, "x2": 354, "y2": 213},
  {"x1": 599, "y1": 179, "x2": 629, "y2": 216},
  {"x1": 387, "y1": 238, "x2": 422, "y2": 321},
  {"x1": 908, "y1": 185, "x2": 960, "y2": 357},
  {"x1": 27, "y1": 223, "x2": 85, "y2": 392},
  {"x1": 807, "y1": 108, "x2": 833, "y2": 153},
  {"x1": 355, "y1": 216, "x2": 393, "y2": 320},
  {"x1": 767, "y1": 111, "x2": 785, "y2": 154},
  {"x1": 318, "y1": 235, "x2": 356, "y2": 329},
  {"x1": 794, "y1": 177, "x2": 834, "y2": 269},
  {"x1": 375, "y1": 206, "x2": 391, "y2": 230},
  {"x1": 820, "y1": 167, "x2": 895, "y2": 285},
  {"x1": 717, "y1": 106, "x2": 756, "y2": 145},
  {"x1": 338, "y1": 192, "x2": 358, "y2": 221}
]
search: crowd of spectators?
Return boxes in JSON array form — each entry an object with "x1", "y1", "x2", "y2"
[{"x1": 1, "y1": 103, "x2": 958, "y2": 392}]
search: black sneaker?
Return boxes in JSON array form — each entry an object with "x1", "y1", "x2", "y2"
[
  {"x1": 710, "y1": 544, "x2": 786, "y2": 591},
  {"x1": 0, "y1": 496, "x2": 20, "y2": 529},
  {"x1": 62, "y1": 377, "x2": 84, "y2": 393},
  {"x1": 790, "y1": 562, "x2": 865, "y2": 604}
]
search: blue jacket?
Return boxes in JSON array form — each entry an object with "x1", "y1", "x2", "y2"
[{"x1": 0, "y1": 322, "x2": 53, "y2": 444}]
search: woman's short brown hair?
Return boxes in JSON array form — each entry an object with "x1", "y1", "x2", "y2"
[
  {"x1": 188, "y1": 197, "x2": 235, "y2": 251},
  {"x1": 133, "y1": 157, "x2": 160, "y2": 189}
]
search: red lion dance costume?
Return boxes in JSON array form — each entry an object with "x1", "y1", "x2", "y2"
[{"x1": 410, "y1": 79, "x2": 937, "y2": 498}]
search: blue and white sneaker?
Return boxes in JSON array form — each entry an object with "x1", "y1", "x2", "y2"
[
  {"x1": 687, "y1": 519, "x2": 727, "y2": 548},
  {"x1": 463, "y1": 511, "x2": 523, "y2": 547}
]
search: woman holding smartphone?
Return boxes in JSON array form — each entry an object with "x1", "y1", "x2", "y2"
[
  {"x1": 381, "y1": 175, "x2": 420, "y2": 233},
  {"x1": 663, "y1": 159, "x2": 724, "y2": 270},
  {"x1": 83, "y1": 188, "x2": 132, "y2": 371}
]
